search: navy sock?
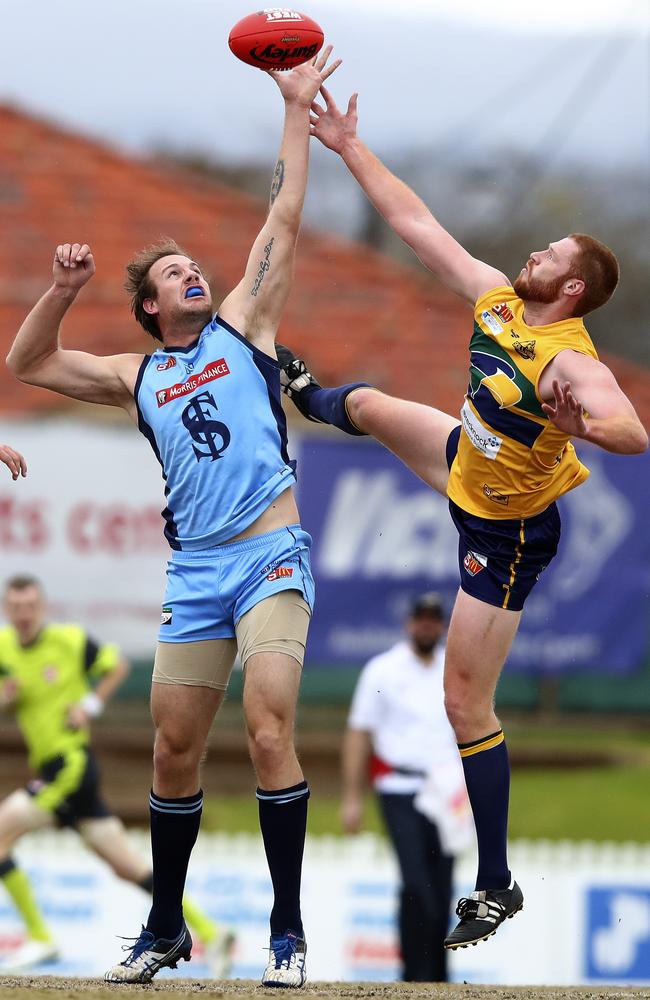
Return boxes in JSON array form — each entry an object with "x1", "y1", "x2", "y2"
[
  {"x1": 459, "y1": 730, "x2": 511, "y2": 891},
  {"x1": 257, "y1": 781, "x2": 310, "y2": 936},
  {"x1": 299, "y1": 383, "x2": 369, "y2": 436},
  {"x1": 146, "y1": 789, "x2": 202, "y2": 939}
]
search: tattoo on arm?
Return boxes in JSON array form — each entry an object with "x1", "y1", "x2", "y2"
[
  {"x1": 250, "y1": 238, "x2": 275, "y2": 297},
  {"x1": 269, "y1": 160, "x2": 285, "y2": 207}
]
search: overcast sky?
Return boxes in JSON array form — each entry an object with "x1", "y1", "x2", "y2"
[{"x1": 0, "y1": 0, "x2": 647, "y2": 174}]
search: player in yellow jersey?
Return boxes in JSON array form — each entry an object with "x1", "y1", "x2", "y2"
[
  {"x1": 0, "y1": 576, "x2": 234, "y2": 975},
  {"x1": 276, "y1": 87, "x2": 648, "y2": 950}
]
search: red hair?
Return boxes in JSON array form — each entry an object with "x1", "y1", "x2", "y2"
[{"x1": 569, "y1": 234, "x2": 619, "y2": 317}]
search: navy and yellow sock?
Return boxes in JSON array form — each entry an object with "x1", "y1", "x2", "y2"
[{"x1": 459, "y1": 729, "x2": 511, "y2": 891}]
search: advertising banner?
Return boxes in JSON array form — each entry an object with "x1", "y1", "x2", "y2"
[
  {"x1": 0, "y1": 833, "x2": 648, "y2": 985},
  {"x1": 297, "y1": 437, "x2": 650, "y2": 674},
  {"x1": 0, "y1": 420, "x2": 647, "y2": 673},
  {"x1": 0, "y1": 420, "x2": 167, "y2": 657}
]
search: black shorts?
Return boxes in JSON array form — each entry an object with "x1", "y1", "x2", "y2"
[
  {"x1": 28, "y1": 747, "x2": 112, "y2": 828},
  {"x1": 446, "y1": 425, "x2": 561, "y2": 612}
]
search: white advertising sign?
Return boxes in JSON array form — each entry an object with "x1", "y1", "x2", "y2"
[
  {"x1": 0, "y1": 833, "x2": 649, "y2": 985},
  {"x1": 0, "y1": 420, "x2": 169, "y2": 657}
]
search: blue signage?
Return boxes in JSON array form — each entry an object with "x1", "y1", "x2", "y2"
[
  {"x1": 586, "y1": 887, "x2": 650, "y2": 981},
  {"x1": 295, "y1": 436, "x2": 650, "y2": 674}
]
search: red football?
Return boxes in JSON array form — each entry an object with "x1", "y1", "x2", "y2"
[{"x1": 228, "y1": 9, "x2": 324, "y2": 70}]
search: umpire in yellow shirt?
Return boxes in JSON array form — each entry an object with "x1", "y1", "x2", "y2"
[{"x1": 0, "y1": 575, "x2": 232, "y2": 975}]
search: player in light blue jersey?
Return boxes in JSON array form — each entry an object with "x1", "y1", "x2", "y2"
[{"x1": 7, "y1": 49, "x2": 345, "y2": 988}]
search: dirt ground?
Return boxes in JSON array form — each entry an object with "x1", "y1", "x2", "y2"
[{"x1": 0, "y1": 978, "x2": 647, "y2": 1000}]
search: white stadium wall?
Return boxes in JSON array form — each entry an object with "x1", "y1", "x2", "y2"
[{"x1": 0, "y1": 833, "x2": 648, "y2": 985}]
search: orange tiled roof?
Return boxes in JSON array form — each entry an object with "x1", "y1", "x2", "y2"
[{"x1": 0, "y1": 103, "x2": 648, "y2": 426}]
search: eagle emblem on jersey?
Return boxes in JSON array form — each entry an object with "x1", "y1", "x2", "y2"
[
  {"x1": 469, "y1": 351, "x2": 523, "y2": 409},
  {"x1": 513, "y1": 340, "x2": 536, "y2": 361},
  {"x1": 492, "y1": 302, "x2": 514, "y2": 323}
]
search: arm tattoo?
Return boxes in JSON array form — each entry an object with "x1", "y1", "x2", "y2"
[
  {"x1": 251, "y1": 238, "x2": 275, "y2": 297},
  {"x1": 269, "y1": 159, "x2": 285, "y2": 207}
]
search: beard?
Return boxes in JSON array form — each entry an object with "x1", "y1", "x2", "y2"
[
  {"x1": 412, "y1": 636, "x2": 438, "y2": 656},
  {"x1": 513, "y1": 269, "x2": 569, "y2": 304}
]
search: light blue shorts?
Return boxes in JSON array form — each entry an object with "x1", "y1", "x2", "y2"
[{"x1": 158, "y1": 524, "x2": 315, "y2": 643}]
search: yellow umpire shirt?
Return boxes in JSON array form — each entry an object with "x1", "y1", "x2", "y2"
[{"x1": 0, "y1": 624, "x2": 119, "y2": 770}]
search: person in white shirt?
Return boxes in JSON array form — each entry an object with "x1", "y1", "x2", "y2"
[{"x1": 341, "y1": 593, "x2": 465, "y2": 982}]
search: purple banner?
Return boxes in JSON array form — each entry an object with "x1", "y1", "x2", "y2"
[{"x1": 295, "y1": 435, "x2": 650, "y2": 675}]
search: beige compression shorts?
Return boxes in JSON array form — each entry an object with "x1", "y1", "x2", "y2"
[{"x1": 152, "y1": 590, "x2": 311, "y2": 690}]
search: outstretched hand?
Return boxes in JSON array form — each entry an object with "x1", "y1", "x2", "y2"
[
  {"x1": 270, "y1": 45, "x2": 341, "y2": 107},
  {"x1": 53, "y1": 242, "x2": 95, "y2": 294},
  {"x1": 0, "y1": 444, "x2": 27, "y2": 481},
  {"x1": 310, "y1": 86, "x2": 358, "y2": 154},
  {"x1": 542, "y1": 380, "x2": 589, "y2": 438}
]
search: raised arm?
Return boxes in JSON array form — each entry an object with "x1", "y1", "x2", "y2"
[
  {"x1": 218, "y1": 48, "x2": 340, "y2": 351},
  {"x1": 311, "y1": 88, "x2": 508, "y2": 305},
  {"x1": 540, "y1": 351, "x2": 649, "y2": 455},
  {"x1": 6, "y1": 243, "x2": 142, "y2": 415}
]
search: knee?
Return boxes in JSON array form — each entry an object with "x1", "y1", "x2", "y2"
[
  {"x1": 444, "y1": 672, "x2": 492, "y2": 740},
  {"x1": 153, "y1": 729, "x2": 202, "y2": 782},
  {"x1": 346, "y1": 386, "x2": 376, "y2": 426},
  {"x1": 443, "y1": 687, "x2": 466, "y2": 736},
  {"x1": 247, "y1": 719, "x2": 292, "y2": 771},
  {"x1": 0, "y1": 789, "x2": 49, "y2": 849}
]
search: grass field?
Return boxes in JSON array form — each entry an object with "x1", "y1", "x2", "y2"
[
  {"x1": 201, "y1": 761, "x2": 650, "y2": 841},
  {"x1": 105, "y1": 701, "x2": 650, "y2": 843},
  {"x1": 0, "y1": 979, "x2": 647, "y2": 1000},
  {"x1": 201, "y1": 714, "x2": 650, "y2": 842}
]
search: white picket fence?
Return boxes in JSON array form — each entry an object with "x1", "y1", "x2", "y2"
[{"x1": 1, "y1": 831, "x2": 649, "y2": 985}]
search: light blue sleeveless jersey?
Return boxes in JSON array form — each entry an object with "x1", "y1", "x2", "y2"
[{"x1": 134, "y1": 316, "x2": 297, "y2": 550}]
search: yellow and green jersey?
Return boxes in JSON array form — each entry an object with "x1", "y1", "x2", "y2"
[
  {"x1": 0, "y1": 624, "x2": 119, "y2": 770},
  {"x1": 447, "y1": 285, "x2": 598, "y2": 519}
]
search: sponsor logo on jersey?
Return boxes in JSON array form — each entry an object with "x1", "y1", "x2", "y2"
[
  {"x1": 156, "y1": 356, "x2": 177, "y2": 371},
  {"x1": 461, "y1": 400, "x2": 503, "y2": 460},
  {"x1": 160, "y1": 606, "x2": 173, "y2": 625},
  {"x1": 513, "y1": 339, "x2": 536, "y2": 361},
  {"x1": 483, "y1": 484, "x2": 510, "y2": 506},
  {"x1": 464, "y1": 550, "x2": 487, "y2": 576},
  {"x1": 156, "y1": 358, "x2": 231, "y2": 407},
  {"x1": 492, "y1": 302, "x2": 514, "y2": 323},
  {"x1": 43, "y1": 664, "x2": 58, "y2": 683},
  {"x1": 266, "y1": 566, "x2": 294, "y2": 583},
  {"x1": 480, "y1": 310, "x2": 504, "y2": 336}
]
